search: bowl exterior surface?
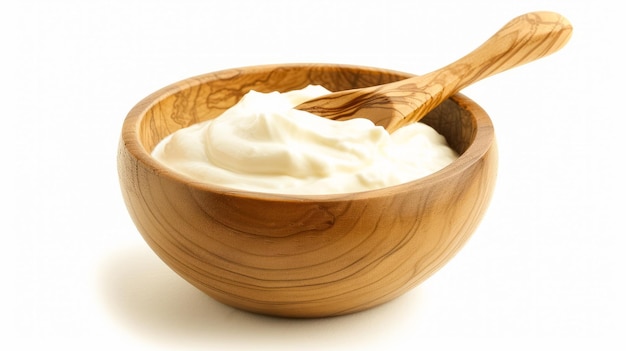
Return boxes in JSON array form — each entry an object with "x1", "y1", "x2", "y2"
[{"x1": 118, "y1": 64, "x2": 498, "y2": 317}]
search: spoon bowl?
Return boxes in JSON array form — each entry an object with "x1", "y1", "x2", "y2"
[{"x1": 296, "y1": 11, "x2": 573, "y2": 132}]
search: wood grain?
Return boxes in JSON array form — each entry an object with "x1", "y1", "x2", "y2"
[
  {"x1": 118, "y1": 64, "x2": 498, "y2": 317},
  {"x1": 296, "y1": 11, "x2": 572, "y2": 132}
]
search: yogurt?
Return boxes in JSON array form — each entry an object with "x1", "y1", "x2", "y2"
[{"x1": 152, "y1": 85, "x2": 458, "y2": 194}]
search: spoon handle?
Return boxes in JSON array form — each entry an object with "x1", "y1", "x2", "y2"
[
  {"x1": 424, "y1": 11, "x2": 573, "y2": 98},
  {"x1": 297, "y1": 11, "x2": 572, "y2": 132}
]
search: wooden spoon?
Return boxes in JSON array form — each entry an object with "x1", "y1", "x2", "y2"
[{"x1": 296, "y1": 11, "x2": 573, "y2": 132}]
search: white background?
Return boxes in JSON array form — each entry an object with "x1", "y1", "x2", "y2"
[{"x1": 2, "y1": 0, "x2": 624, "y2": 350}]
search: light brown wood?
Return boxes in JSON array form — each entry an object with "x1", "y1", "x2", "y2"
[
  {"x1": 118, "y1": 63, "x2": 498, "y2": 317},
  {"x1": 296, "y1": 11, "x2": 572, "y2": 132}
]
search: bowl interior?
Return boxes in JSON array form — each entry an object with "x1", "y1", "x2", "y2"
[{"x1": 133, "y1": 64, "x2": 478, "y2": 160}]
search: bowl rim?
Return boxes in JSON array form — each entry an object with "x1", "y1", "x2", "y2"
[{"x1": 121, "y1": 63, "x2": 495, "y2": 202}]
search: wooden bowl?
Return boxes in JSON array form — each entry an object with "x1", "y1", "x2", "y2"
[{"x1": 117, "y1": 63, "x2": 498, "y2": 318}]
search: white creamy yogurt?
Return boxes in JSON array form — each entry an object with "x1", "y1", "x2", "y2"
[{"x1": 152, "y1": 85, "x2": 458, "y2": 195}]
